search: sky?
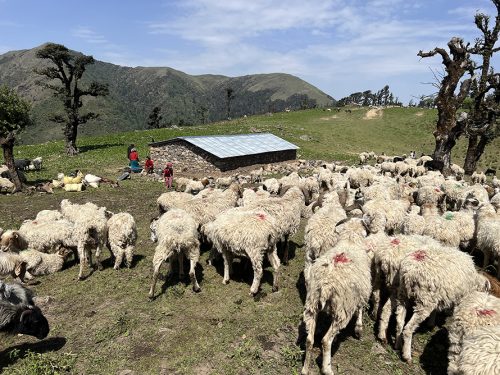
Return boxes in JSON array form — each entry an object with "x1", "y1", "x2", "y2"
[{"x1": 0, "y1": 0, "x2": 497, "y2": 103}]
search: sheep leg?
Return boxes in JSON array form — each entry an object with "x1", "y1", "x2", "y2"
[
  {"x1": 95, "y1": 240, "x2": 104, "y2": 271},
  {"x1": 426, "y1": 309, "x2": 437, "y2": 329},
  {"x1": 401, "y1": 306, "x2": 432, "y2": 363},
  {"x1": 113, "y1": 247, "x2": 124, "y2": 270},
  {"x1": 354, "y1": 307, "x2": 364, "y2": 339},
  {"x1": 483, "y1": 251, "x2": 490, "y2": 269},
  {"x1": 77, "y1": 243, "x2": 87, "y2": 280},
  {"x1": 267, "y1": 248, "x2": 281, "y2": 292},
  {"x1": 301, "y1": 309, "x2": 317, "y2": 375},
  {"x1": 249, "y1": 253, "x2": 263, "y2": 296},
  {"x1": 321, "y1": 322, "x2": 340, "y2": 375},
  {"x1": 371, "y1": 269, "x2": 382, "y2": 320},
  {"x1": 221, "y1": 250, "x2": 232, "y2": 285},
  {"x1": 125, "y1": 246, "x2": 133, "y2": 268},
  {"x1": 283, "y1": 234, "x2": 289, "y2": 265},
  {"x1": 188, "y1": 250, "x2": 201, "y2": 293},
  {"x1": 149, "y1": 257, "x2": 164, "y2": 299},
  {"x1": 394, "y1": 299, "x2": 407, "y2": 350},
  {"x1": 377, "y1": 292, "x2": 396, "y2": 344}
]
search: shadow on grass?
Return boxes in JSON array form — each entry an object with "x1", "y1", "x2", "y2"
[
  {"x1": 154, "y1": 259, "x2": 206, "y2": 299},
  {"x1": 0, "y1": 336, "x2": 67, "y2": 371},
  {"x1": 420, "y1": 327, "x2": 449, "y2": 375},
  {"x1": 79, "y1": 142, "x2": 125, "y2": 153}
]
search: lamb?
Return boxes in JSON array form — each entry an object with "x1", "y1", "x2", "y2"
[
  {"x1": 301, "y1": 234, "x2": 371, "y2": 375},
  {"x1": 19, "y1": 248, "x2": 72, "y2": 277},
  {"x1": 60, "y1": 199, "x2": 108, "y2": 279},
  {"x1": 204, "y1": 208, "x2": 280, "y2": 295},
  {"x1": 394, "y1": 245, "x2": 490, "y2": 363},
  {"x1": 416, "y1": 155, "x2": 433, "y2": 166},
  {"x1": 215, "y1": 176, "x2": 233, "y2": 189},
  {"x1": 106, "y1": 212, "x2": 137, "y2": 269},
  {"x1": 250, "y1": 167, "x2": 264, "y2": 183},
  {"x1": 447, "y1": 291, "x2": 500, "y2": 375},
  {"x1": 184, "y1": 178, "x2": 207, "y2": 194},
  {"x1": 0, "y1": 281, "x2": 49, "y2": 340},
  {"x1": 475, "y1": 203, "x2": 500, "y2": 278},
  {"x1": 450, "y1": 163, "x2": 465, "y2": 180},
  {"x1": 455, "y1": 325, "x2": 500, "y2": 375},
  {"x1": 471, "y1": 171, "x2": 487, "y2": 184},
  {"x1": 149, "y1": 209, "x2": 201, "y2": 299}
]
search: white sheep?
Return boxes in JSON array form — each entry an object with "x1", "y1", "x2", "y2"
[
  {"x1": 475, "y1": 203, "x2": 500, "y2": 278},
  {"x1": 157, "y1": 191, "x2": 194, "y2": 214},
  {"x1": 301, "y1": 236, "x2": 371, "y2": 375},
  {"x1": 60, "y1": 199, "x2": 108, "y2": 280},
  {"x1": 491, "y1": 192, "x2": 500, "y2": 212},
  {"x1": 394, "y1": 245, "x2": 489, "y2": 363},
  {"x1": 0, "y1": 252, "x2": 26, "y2": 281},
  {"x1": 215, "y1": 176, "x2": 233, "y2": 189},
  {"x1": 361, "y1": 198, "x2": 411, "y2": 234},
  {"x1": 447, "y1": 291, "x2": 500, "y2": 375},
  {"x1": 19, "y1": 248, "x2": 72, "y2": 278},
  {"x1": 455, "y1": 325, "x2": 500, "y2": 375},
  {"x1": 348, "y1": 168, "x2": 374, "y2": 188},
  {"x1": 204, "y1": 208, "x2": 280, "y2": 295},
  {"x1": 471, "y1": 171, "x2": 487, "y2": 184},
  {"x1": 106, "y1": 212, "x2": 137, "y2": 270},
  {"x1": 149, "y1": 209, "x2": 201, "y2": 299}
]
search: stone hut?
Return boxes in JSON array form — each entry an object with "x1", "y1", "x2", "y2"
[{"x1": 149, "y1": 133, "x2": 298, "y2": 173}]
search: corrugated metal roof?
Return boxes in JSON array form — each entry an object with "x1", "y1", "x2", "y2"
[{"x1": 173, "y1": 133, "x2": 299, "y2": 158}]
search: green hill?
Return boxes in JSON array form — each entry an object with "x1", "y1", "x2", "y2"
[{"x1": 0, "y1": 44, "x2": 334, "y2": 144}]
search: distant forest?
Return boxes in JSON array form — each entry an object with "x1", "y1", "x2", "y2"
[{"x1": 336, "y1": 85, "x2": 402, "y2": 107}]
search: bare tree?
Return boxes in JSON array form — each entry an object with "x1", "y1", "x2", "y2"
[{"x1": 417, "y1": 38, "x2": 475, "y2": 173}]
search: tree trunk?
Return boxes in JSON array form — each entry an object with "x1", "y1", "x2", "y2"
[
  {"x1": 64, "y1": 123, "x2": 79, "y2": 156},
  {"x1": 1, "y1": 141, "x2": 22, "y2": 191},
  {"x1": 463, "y1": 135, "x2": 488, "y2": 175},
  {"x1": 432, "y1": 130, "x2": 461, "y2": 175}
]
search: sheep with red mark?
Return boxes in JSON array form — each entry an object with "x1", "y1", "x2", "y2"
[
  {"x1": 447, "y1": 291, "x2": 500, "y2": 374},
  {"x1": 204, "y1": 208, "x2": 280, "y2": 295},
  {"x1": 394, "y1": 245, "x2": 490, "y2": 363},
  {"x1": 301, "y1": 228, "x2": 371, "y2": 375}
]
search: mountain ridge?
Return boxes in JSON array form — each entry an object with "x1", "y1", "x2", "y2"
[{"x1": 0, "y1": 43, "x2": 334, "y2": 144}]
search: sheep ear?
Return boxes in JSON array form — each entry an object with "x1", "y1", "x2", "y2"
[{"x1": 20, "y1": 307, "x2": 33, "y2": 323}]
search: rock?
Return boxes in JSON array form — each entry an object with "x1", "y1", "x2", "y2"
[
  {"x1": 0, "y1": 177, "x2": 15, "y2": 193},
  {"x1": 299, "y1": 135, "x2": 312, "y2": 141}
]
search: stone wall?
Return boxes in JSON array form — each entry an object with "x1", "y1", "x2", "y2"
[{"x1": 150, "y1": 142, "x2": 219, "y2": 175}]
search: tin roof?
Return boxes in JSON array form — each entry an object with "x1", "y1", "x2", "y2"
[{"x1": 151, "y1": 133, "x2": 298, "y2": 159}]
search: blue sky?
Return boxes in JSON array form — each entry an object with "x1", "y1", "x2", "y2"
[{"x1": 0, "y1": 0, "x2": 496, "y2": 103}]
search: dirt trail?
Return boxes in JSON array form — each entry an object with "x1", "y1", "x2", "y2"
[{"x1": 363, "y1": 108, "x2": 383, "y2": 119}]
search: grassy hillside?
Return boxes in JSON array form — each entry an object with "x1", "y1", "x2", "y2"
[
  {"x1": 0, "y1": 44, "x2": 334, "y2": 144},
  {"x1": 0, "y1": 107, "x2": 498, "y2": 375}
]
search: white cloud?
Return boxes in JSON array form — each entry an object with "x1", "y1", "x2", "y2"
[{"x1": 72, "y1": 26, "x2": 108, "y2": 44}]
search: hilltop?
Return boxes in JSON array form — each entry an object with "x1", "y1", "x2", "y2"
[{"x1": 0, "y1": 44, "x2": 334, "y2": 144}]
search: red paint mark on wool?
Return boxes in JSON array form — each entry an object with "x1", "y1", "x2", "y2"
[
  {"x1": 32, "y1": 221, "x2": 38, "y2": 225},
  {"x1": 391, "y1": 238, "x2": 400, "y2": 246},
  {"x1": 333, "y1": 253, "x2": 350, "y2": 264},
  {"x1": 435, "y1": 188, "x2": 441, "y2": 192},
  {"x1": 257, "y1": 213, "x2": 266, "y2": 220},
  {"x1": 476, "y1": 309, "x2": 496, "y2": 317},
  {"x1": 412, "y1": 250, "x2": 427, "y2": 261}
]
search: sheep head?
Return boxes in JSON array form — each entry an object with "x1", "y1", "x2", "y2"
[
  {"x1": 18, "y1": 306, "x2": 50, "y2": 340},
  {"x1": 0, "y1": 230, "x2": 27, "y2": 252}
]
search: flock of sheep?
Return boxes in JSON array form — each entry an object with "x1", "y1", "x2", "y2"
[{"x1": 0, "y1": 151, "x2": 499, "y2": 375}]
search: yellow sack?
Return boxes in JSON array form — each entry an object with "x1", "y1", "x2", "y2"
[
  {"x1": 52, "y1": 180, "x2": 63, "y2": 188},
  {"x1": 63, "y1": 183, "x2": 83, "y2": 192}
]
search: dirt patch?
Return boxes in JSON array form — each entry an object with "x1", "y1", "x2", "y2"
[
  {"x1": 320, "y1": 115, "x2": 338, "y2": 120},
  {"x1": 363, "y1": 108, "x2": 383, "y2": 119},
  {"x1": 415, "y1": 112, "x2": 424, "y2": 117}
]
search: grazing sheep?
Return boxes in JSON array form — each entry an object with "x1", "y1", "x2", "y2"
[
  {"x1": 450, "y1": 164, "x2": 465, "y2": 180},
  {"x1": 475, "y1": 203, "x2": 500, "y2": 278},
  {"x1": 301, "y1": 237, "x2": 371, "y2": 375},
  {"x1": 157, "y1": 191, "x2": 194, "y2": 214},
  {"x1": 0, "y1": 281, "x2": 49, "y2": 340},
  {"x1": 394, "y1": 245, "x2": 490, "y2": 363},
  {"x1": 348, "y1": 168, "x2": 374, "y2": 188},
  {"x1": 215, "y1": 176, "x2": 233, "y2": 189},
  {"x1": 184, "y1": 179, "x2": 207, "y2": 194},
  {"x1": 250, "y1": 167, "x2": 264, "y2": 183},
  {"x1": 149, "y1": 209, "x2": 201, "y2": 299},
  {"x1": 415, "y1": 185, "x2": 445, "y2": 209},
  {"x1": 106, "y1": 212, "x2": 137, "y2": 270},
  {"x1": 262, "y1": 178, "x2": 281, "y2": 194},
  {"x1": 417, "y1": 155, "x2": 433, "y2": 166},
  {"x1": 204, "y1": 208, "x2": 280, "y2": 295},
  {"x1": 456, "y1": 325, "x2": 500, "y2": 375},
  {"x1": 19, "y1": 248, "x2": 72, "y2": 277},
  {"x1": 471, "y1": 171, "x2": 487, "y2": 185},
  {"x1": 447, "y1": 291, "x2": 500, "y2": 375},
  {"x1": 60, "y1": 199, "x2": 108, "y2": 280},
  {"x1": 10, "y1": 219, "x2": 76, "y2": 253}
]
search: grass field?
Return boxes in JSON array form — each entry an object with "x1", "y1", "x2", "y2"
[{"x1": 0, "y1": 107, "x2": 498, "y2": 374}]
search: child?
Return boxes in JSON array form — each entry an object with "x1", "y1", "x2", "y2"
[
  {"x1": 163, "y1": 162, "x2": 173, "y2": 189},
  {"x1": 129, "y1": 148, "x2": 139, "y2": 162},
  {"x1": 145, "y1": 156, "x2": 154, "y2": 174}
]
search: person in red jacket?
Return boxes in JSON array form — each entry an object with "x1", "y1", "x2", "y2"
[
  {"x1": 163, "y1": 162, "x2": 173, "y2": 189},
  {"x1": 144, "y1": 156, "x2": 154, "y2": 174},
  {"x1": 129, "y1": 148, "x2": 139, "y2": 162}
]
